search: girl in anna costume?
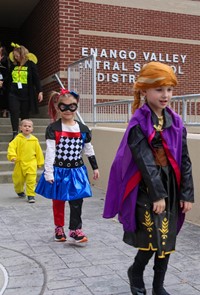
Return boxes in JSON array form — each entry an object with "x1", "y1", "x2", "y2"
[{"x1": 103, "y1": 62, "x2": 194, "y2": 295}]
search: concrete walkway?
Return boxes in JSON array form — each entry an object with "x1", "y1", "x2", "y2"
[{"x1": 0, "y1": 183, "x2": 200, "y2": 295}]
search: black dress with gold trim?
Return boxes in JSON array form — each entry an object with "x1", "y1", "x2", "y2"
[{"x1": 123, "y1": 109, "x2": 181, "y2": 258}]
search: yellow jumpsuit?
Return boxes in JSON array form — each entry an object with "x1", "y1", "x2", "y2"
[{"x1": 7, "y1": 133, "x2": 44, "y2": 196}]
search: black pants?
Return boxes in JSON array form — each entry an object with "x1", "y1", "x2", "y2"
[
  {"x1": 0, "y1": 91, "x2": 8, "y2": 109},
  {"x1": 53, "y1": 198, "x2": 83, "y2": 230},
  {"x1": 8, "y1": 94, "x2": 29, "y2": 131},
  {"x1": 130, "y1": 250, "x2": 170, "y2": 289}
]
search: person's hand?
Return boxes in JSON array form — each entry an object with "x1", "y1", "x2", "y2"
[
  {"x1": 38, "y1": 92, "x2": 43, "y2": 102},
  {"x1": 47, "y1": 179, "x2": 54, "y2": 184},
  {"x1": 0, "y1": 81, "x2": 3, "y2": 88},
  {"x1": 93, "y1": 169, "x2": 100, "y2": 180},
  {"x1": 180, "y1": 201, "x2": 193, "y2": 213},
  {"x1": 44, "y1": 173, "x2": 54, "y2": 183},
  {"x1": 11, "y1": 158, "x2": 16, "y2": 162},
  {"x1": 153, "y1": 199, "x2": 166, "y2": 214}
]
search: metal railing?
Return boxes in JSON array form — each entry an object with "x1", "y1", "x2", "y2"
[
  {"x1": 53, "y1": 54, "x2": 96, "y2": 125},
  {"x1": 93, "y1": 94, "x2": 200, "y2": 125},
  {"x1": 68, "y1": 54, "x2": 96, "y2": 124},
  {"x1": 170, "y1": 94, "x2": 200, "y2": 125}
]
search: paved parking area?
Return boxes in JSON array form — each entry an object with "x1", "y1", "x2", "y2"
[{"x1": 0, "y1": 183, "x2": 200, "y2": 295}]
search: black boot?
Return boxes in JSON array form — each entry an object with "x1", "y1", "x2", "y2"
[
  {"x1": 152, "y1": 288, "x2": 170, "y2": 295},
  {"x1": 127, "y1": 266, "x2": 146, "y2": 295},
  {"x1": 127, "y1": 250, "x2": 154, "y2": 295},
  {"x1": 152, "y1": 254, "x2": 170, "y2": 295}
]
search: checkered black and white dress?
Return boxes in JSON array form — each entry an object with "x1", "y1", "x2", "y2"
[{"x1": 36, "y1": 119, "x2": 95, "y2": 201}]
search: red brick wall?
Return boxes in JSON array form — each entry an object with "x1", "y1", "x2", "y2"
[
  {"x1": 20, "y1": 0, "x2": 80, "y2": 104},
  {"x1": 59, "y1": 0, "x2": 80, "y2": 71},
  {"x1": 80, "y1": 35, "x2": 199, "y2": 97},
  {"x1": 20, "y1": 0, "x2": 60, "y2": 78},
  {"x1": 11, "y1": 0, "x2": 81, "y2": 76},
  {"x1": 80, "y1": 3, "x2": 199, "y2": 40},
  {"x1": 12, "y1": 1, "x2": 200, "y2": 105},
  {"x1": 79, "y1": 2, "x2": 200, "y2": 96}
]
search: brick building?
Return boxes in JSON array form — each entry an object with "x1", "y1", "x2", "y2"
[{"x1": 0, "y1": 0, "x2": 200, "y2": 113}]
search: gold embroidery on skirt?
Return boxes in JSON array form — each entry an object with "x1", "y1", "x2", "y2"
[
  {"x1": 142, "y1": 211, "x2": 154, "y2": 232},
  {"x1": 159, "y1": 217, "x2": 169, "y2": 245}
]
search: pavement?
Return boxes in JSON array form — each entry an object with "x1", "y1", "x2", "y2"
[{"x1": 0, "y1": 184, "x2": 200, "y2": 295}]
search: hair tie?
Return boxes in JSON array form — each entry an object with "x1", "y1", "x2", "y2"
[
  {"x1": 11, "y1": 42, "x2": 20, "y2": 48},
  {"x1": 59, "y1": 88, "x2": 70, "y2": 96},
  {"x1": 59, "y1": 88, "x2": 80, "y2": 101}
]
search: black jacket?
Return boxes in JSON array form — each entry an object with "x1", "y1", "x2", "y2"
[{"x1": 7, "y1": 60, "x2": 42, "y2": 114}]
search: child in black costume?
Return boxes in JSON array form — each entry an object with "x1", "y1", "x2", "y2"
[{"x1": 103, "y1": 62, "x2": 194, "y2": 295}]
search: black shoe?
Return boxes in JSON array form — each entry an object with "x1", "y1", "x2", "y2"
[
  {"x1": 17, "y1": 192, "x2": 26, "y2": 198},
  {"x1": 28, "y1": 196, "x2": 35, "y2": 203},
  {"x1": 127, "y1": 266, "x2": 146, "y2": 295},
  {"x1": 152, "y1": 288, "x2": 170, "y2": 295}
]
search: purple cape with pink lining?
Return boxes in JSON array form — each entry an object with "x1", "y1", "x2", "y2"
[{"x1": 103, "y1": 104, "x2": 185, "y2": 232}]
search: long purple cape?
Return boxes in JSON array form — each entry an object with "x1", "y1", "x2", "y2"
[{"x1": 103, "y1": 104, "x2": 185, "y2": 232}]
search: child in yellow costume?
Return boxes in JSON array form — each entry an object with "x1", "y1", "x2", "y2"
[{"x1": 7, "y1": 119, "x2": 44, "y2": 203}]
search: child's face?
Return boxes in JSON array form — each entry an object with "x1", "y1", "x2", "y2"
[
  {"x1": 13, "y1": 50, "x2": 21, "y2": 62},
  {"x1": 142, "y1": 85, "x2": 173, "y2": 116},
  {"x1": 20, "y1": 121, "x2": 33, "y2": 136},
  {"x1": 58, "y1": 95, "x2": 78, "y2": 124}
]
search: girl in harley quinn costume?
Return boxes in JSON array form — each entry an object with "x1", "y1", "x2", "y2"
[
  {"x1": 103, "y1": 62, "x2": 194, "y2": 295},
  {"x1": 36, "y1": 89, "x2": 99, "y2": 243}
]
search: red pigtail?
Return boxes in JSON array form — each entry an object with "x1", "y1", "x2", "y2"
[{"x1": 48, "y1": 91, "x2": 60, "y2": 122}]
